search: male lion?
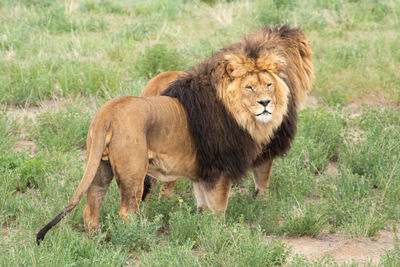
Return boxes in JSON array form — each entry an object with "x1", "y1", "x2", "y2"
[
  {"x1": 141, "y1": 25, "x2": 314, "y2": 199},
  {"x1": 36, "y1": 25, "x2": 312, "y2": 244}
]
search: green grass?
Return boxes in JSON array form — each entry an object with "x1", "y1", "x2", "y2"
[
  {"x1": 1, "y1": 0, "x2": 400, "y2": 266},
  {"x1": 26, "y1": 105, "x2": 91, "y2": 152}
]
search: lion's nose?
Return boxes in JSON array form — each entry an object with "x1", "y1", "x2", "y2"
[{"x1": 257, "y1": 99, "x2": 271, "y2": 107}]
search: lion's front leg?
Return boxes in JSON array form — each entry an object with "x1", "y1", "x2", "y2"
[
  {"x1": 195, "y1": 175, "x2": 232, "y2": 214},
  {"x1": 193, "y1": 182, "x2": 208, "y2": 212},
  {"x1": 252, "y1": 157, "x2": 274, "y2": 197}
]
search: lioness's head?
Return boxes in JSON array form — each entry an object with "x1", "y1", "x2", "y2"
[{"x1": 216, "y1": 53, "x2": 290, "y2": 145}]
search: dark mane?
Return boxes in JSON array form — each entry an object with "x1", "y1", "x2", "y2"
[{"x1": 162, "y1": 63, "x2": 257, "y2": 186}]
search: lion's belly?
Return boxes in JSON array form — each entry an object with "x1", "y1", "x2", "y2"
[{"x1": 147, "y1": 150, "x2": 197, "y2": 182}]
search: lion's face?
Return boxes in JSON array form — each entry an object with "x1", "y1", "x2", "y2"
[
  {"x1": 238, "y1": 71, "x2": 279, "y2": 124},
  {"x1": 217, "y1": 53, "x2": 290, "y2": 145}
]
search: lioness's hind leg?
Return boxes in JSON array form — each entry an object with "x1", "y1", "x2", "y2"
[
  {"x1": 112, "y1": 145, "x2": 148, "y2": 220},
  {"x1": 83, "y1": 160, "x2": 113, "y2": 231},
  {"x1": 117, "y1": 173, "x2": 147, "y2": 219}
]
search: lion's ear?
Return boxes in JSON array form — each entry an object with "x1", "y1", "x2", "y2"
[
  {"x1": 225, "y1": 54, "x2": 247, "y2": 78},
  {"x1": 226, "y1": 62, "x2": 234, "y2": 78},
  {"x1": 268, "y1": 60, "x2": 282, "y2": 74}
]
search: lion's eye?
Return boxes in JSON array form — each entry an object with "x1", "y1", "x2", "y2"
[
  {"x1": 267, "y1": 83, "x2": 272, "y2": 89},
  {"x1": 246, "y1": 86, "x2": 254, "y2": 92}
]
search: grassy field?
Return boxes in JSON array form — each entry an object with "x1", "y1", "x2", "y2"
[{"x1": 1, "y1": 0, "x2": 400, "y2": 266}]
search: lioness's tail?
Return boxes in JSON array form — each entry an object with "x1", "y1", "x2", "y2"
[{"x1": 36, "y1": 116, "x2": 110, "y2": 245}]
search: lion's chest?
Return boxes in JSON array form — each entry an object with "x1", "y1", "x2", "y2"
[{"x1": 146, "y1": 150, "x2": 197, "y2": 182}]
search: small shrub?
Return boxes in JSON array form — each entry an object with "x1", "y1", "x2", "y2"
[
  {"x1": 134, "y1": 43, "x2": 187, "y2": 80},
  {"x1": 0, "y1": 151, "x2": 25, "y2": 170},
  {"x1": 104, "y1": 213, "x2": 162, "y2": 251},
  {"x1": 280, "y1": 203, "x2": 328, "y2": 237},
  {"x1": 15, "y1": 157, "x2": 45, "y2": 192},
  {"x1": 0, "y1": 151, "x2": 48, "y2": 192}
]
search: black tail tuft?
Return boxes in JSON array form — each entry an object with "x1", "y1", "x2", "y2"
[
  {"x1": 141, "y1": 175, "x2": 152, "y2": 201},
  {"x1": 36, "y1": 211, "x2": 68, "y2": 245}
]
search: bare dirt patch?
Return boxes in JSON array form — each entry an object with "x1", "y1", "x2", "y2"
[
  {"x1": 343, "y1": 126, "x2": 366, "y2": 145},
  {"x1": 268, "y1": 229, "x2": 396, "y2": 265},
  {"x1": 325, "y1": 161, "x2": 339, "y2": 177},
  {"x1": 15, "y1": 140, "x2": 36, "y2": 156}
]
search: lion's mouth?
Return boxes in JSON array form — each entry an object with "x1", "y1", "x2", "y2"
[{"x1": 256, "y1": 110, "x2": 272, "y2": 116}]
